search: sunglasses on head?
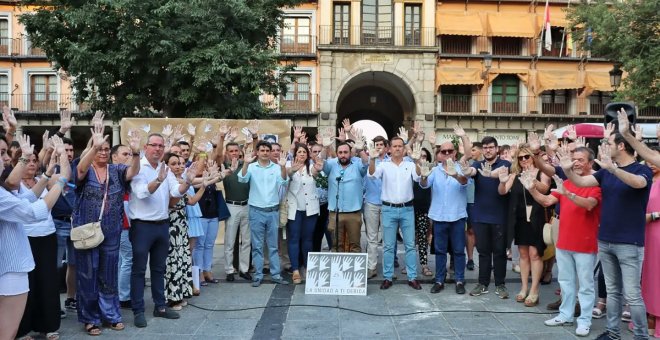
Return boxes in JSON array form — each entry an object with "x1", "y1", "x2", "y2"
[{"x1": 518, "y1": 154, "x2": 531, "y2": 161}]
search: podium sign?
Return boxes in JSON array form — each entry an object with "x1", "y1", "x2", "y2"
[{"x1": 304, "y1": 252, "x2": 368, "y2": 296}]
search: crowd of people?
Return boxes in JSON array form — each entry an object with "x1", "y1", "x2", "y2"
[{"x1": 0, "y1": 109, "x2": 658, "y2": 340}]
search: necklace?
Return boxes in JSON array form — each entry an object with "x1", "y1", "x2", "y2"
[
  {"x1": 91, "y1": 163, "x2": 107, "y2": 184},
  {"x1": 22, "y1": 177, "x2": 36, "y2": 189}
]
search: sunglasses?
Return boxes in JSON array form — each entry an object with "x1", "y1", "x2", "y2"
[
  {"x1": 439, "y1": 150, "x2": 455, "y2": 155},
  {"x1": 518, "y1": 154, "x2": 531, "y2": 161}
]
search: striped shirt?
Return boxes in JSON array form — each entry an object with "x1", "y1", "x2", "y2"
[{"x1": 0, "y1": 187, "x2": 50, "y2": 276}]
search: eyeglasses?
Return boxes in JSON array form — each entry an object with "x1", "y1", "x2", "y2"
[
  {"x1": 518, "y1": 154, "x2": 531, "y2": 161},
  {"x1": 146, "y1": 143, "x2": 165, "y2": 149},
  {"x1": 98, "y1": 148, "x2": 111, "y2": 153},
  {"x1": 439, "y1": 149, "x2": 455, "y2": 155},
  {"x1": 120, "y1": 152, "x2": 131, "y2": 156}
]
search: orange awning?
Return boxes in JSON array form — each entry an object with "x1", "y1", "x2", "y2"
[
  {"x1": 487, "y1": 13, "x2": 536, "y2": 38},
  {"x1": 436, "y1": 12, "x2": 484, "y2": 36},
  {"x1": 536, "y1": 70, "x2": 583, "y2": 93},
  {"x1": 487, "y1": 69, "x2": 530, "y2": 86},
  {"x1": 437, "y1": 68, "x2": 484, "y2": 86},
  {"x1": 584, "y1": 71, "x2": 613, "y2": 92}
]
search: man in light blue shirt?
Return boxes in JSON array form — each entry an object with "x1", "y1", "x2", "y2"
[
  {"x1": 420, "y1": 142, "x2": 470, "y2": 295},
  {"x1": 323, "y1": 142, "x2": 368, "y2": 254},
  {"x1": 238, "y1": 141, "x2": 289, "y2": 287}
]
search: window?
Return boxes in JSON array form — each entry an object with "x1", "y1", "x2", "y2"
[
  {"x1": 281, "y1": 17, "x2": 311, "y2": 54},
  {"x1": 361, "y1": 0, "x2": 392, "y2": 45},
  {"x1": 492, "y1": 75, "x2": 519, "y2": 113},
  {"x1": 441, "y1": 85, "x2": 471, "y2": 113},
  {"x1": 543, "y1": 26, "x2": 567, "y2": 57},
  {"x1": 333, "y1": 3, "x2": 350, "y2": 45},
  {"x1": 0, "y1": 75, "x2": 8, "y2": 107},
  {"x1": 281, "y1": 74, "x2": 310, "y2": 112},
  {"x1": 589, "y1": 91, "x2": 612, "y2": 115},
  {"x1": 440, "y1": 35, "x2": 472, "y2": 54},
  {"x1": 541, "y1": 90, "x2": 569, "y2": 114},
  {"x1": 492, "y1": 37, "x2": 521, "y2": 56},
  {"x1": 404, "y1": 5, "x2": 421, "y2": 46},
  {"x1": 30, "y1": 74, "x2": 58, "y2": 111},
  {"x1": 0, "y1": 19, "x2": 8, "y2": 55}
]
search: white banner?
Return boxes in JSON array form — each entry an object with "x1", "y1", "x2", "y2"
[{"x1": 304, "y1": 252, "x2": 368, "y2": 296}]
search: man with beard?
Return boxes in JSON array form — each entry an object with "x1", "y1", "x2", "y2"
[{"x1": 323, "y1": 142, "x2": 368, "y2": 254}]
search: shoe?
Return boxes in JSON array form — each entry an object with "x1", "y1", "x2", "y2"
[
  {"x1": 547, "y1": 298, "x2": 562, "y2": 310},
  {"x1": 575, "y1": 325, "x2": 590, "y2": 337},
  {"x1": 60, "y1": 309, "x2": 66, "y2": 319},
  {"x1": 249, "y1": 266, "x2": 256, "y2": 273},
  {"x1": 466, "y1": 260, "x2": 475, "y2": 271},
  {"x1": 153, "y1": 307, "x2": 180, "y2": 319},
  {"x1": 252, "y1": 280, "x2": 262, "y2": 287},
  {"x1": 239, "y1": 272, "x2": 253, "y2": 281},
  {"x1": 408, "y1": 280, "x2": 422, "y2": 290},
  {"x1": 592, "y1": 301, "x2": 606, "y2": 318},
  {"x1": 367, "y1": 269, "x2": 377, "y2": 279},
  {"x1": 272, "y1": 277, "x2": 289, "y2": 285},
  {"x1": 119, "y1": 300, "x2": 132, "y2": 309},
  {"x1": 226, "y1": 273, "x2": 235, "y2": 282},
  {"x1": 380, "y1": 280, "x2": 393, "y2": 290},
  {"x1": 292, "y1": 271, "x2": 302, "y2": 284},
  {"x1": 455, "y1": 283, "x2": 466, "y2": 295},
  {"x1": 469, "y1": 284, "x2": 489, "y2": 296},
  {"x1": 621, "y1": 310, "x2": 631, "y2": 322},
  {"x1": 430, "y1": 283, "x2": 445, "y2": 294},
  {"x1": 524, "y1": 293, "x2": 539, "y2": 307},
  {"x1": 134, "y1": 313, "x2": 147, "y2": 328},
  {"x1": 544, "y1": 316, "x2": 574, "y2": 327},
  {"x1": 422, "y1": 266, "x2": 433, "y2": 277},
  {"x1": 64, "y1": 298, "x2": 77, "y2": 310},
  {"x1": 512, "y1": 264, "x2": 521, "y2": 273},
  {"x1": 495, "y1": 284, "x2": 509, "y2": 299},
  {"x1": 515, "y1": 290, "x2": 528, "y2": 303},
  {"x1": 594, "y1": 331, "x2": 618, "y2": 340}
]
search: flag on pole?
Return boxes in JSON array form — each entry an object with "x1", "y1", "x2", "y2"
[{"x1": 543, "y1": 0, "x2": 552, "y2": 51}]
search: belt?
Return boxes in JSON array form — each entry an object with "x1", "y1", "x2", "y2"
[
  {"x1": 332, "y1": 210, "x2": 360, "y2": 214},
  {"x1": 382, "y1": 200, "x2": 413, "y2": 208},
  {"x1": 226, "y1": 200, "x2": 248, "y2": 206},
  {"x1": 132, "y1": 219, "x2": 169, "y2": 225},
  {"x1": 250, "y1": 205, "x2": 279, "y2": 212},
  {"x1": 53, "y1": 216, "x2": 72, "y2": 222}
]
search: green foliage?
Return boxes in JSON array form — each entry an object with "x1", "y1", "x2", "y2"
[
  {"x1": 567, "y1": 0, "x2": 659, "y2": 108},
  {"x1": 19, "y1": 0, "x2": 304, "y2": 120}
]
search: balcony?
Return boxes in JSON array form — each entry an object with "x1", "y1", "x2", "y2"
[
  {"x1": 318, "y1": 26, "x2": 436, "y2": 48},
  {"x1": 261, "y1": 93, "x2": 318, "y2": 116},
  {"x1": 1, "y1": 94, "x2": 91, "y2": 116},
  {"x1": 0, "y1": 38, "x2": 48, "y2": 58},
  {"x1": 439, "y1": 94, "x2": 594, "y2": 116},
  {"x1": 639, "y1": 107, "x2": 660, "y2": 118},
  {"x1": 278, "y1": 35, "x2": 316, "y2": 57}
]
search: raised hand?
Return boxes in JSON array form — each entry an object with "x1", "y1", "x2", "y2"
[
  {"x1": 171, "y1": 124, "x2": 184, "y2": 142},
  {"x1": 575, "y1": 136, "x2": 587, "y2": 148},
  {"x1": 59, "y1": 110, "x2": 74, "y2": 133},
  {"x1": 498, "y1": 167, "x2": 510, "y2": 183},
  {"x1": 410, "y1": 143, "x2": 422, "y2": 161},
  {"x1": 289, "y1": 158, "x2": 305, "y2": 173},
  {"x1": 161, "y1": 124, "x2": 173, "y2": 138},
  {"x1": 230, "y1": 158, "x2": 239, "y2": 172},
  {"x1": 353, "y1": 128, "x2": 365, "y2": 149},
  {"x1": 226, "y1": 126, "x2": 238, "y2": 142},
  {"x1": 293, "y1": 126, "x2": 303, "y2": 140},
  {"x1": 90, "y1": 122, "x2": 108, "y2": 148},
  {"x1": 299, "y1": 133, "x2": 308, "y2": 145},
  {"x1": 617, "y1": 108, "x2": 631, "y2": 136},
  {"x1": 157, "y1": 162, "x2": 169, "y2": 182},
  {"x1": 206, "y1": 160, "x2": 219, "y2": 175},
  {"x1": 445, "y1": 159, "x2": 458, "y2": 177},
  {"x1": 367, "y1": 141, "x2": 379, "y2": 159},
  {"x1": 566, "y1": 124, "x2": 577, "y2": 141},
  {"x1": 247, "y1": 120, "x2": 260, "y2": 136},
  {"x1": 594, "y1": 143, "x2": 617, "y2": 173},
  {"x1": 185, "y1": 161, "x2": 200, "y2": 184},
  {"x1": 528, "y1": 132, "x2": 541, "y2": 152},
  {"x1": 634, "y1": 124, "x2": 643, "y2": 141},
  {"x1": 336, "y1": 127, "x2": 346, "y2": 142},
  {"x1": 218, "y1": 124, "x2": 230, "y2": 138},
  {"x1": 604, "y1": 122, "x2": 615, "y2": 140},
  {"x1": 91, "y1": 111, "x2": 104, "y2": 127},
  {"x1": 128, "y1": 128, "x2": 142, "y2": 153},
  {"x1": 459, "y1": 160, "x2": 471, "y2": 175},
  {"x1": 453, "y1": 124, "x2": 466, "y2": 137},
  {"x1": 17, "y1": 134, "x2": 34, "y2": 157},
  {"x1": 278, "y1": 153, "x2": 287, "y2": 167},
  {"x1": 187, "y1": 123, "x2": 196, "y2": 137},
  {"x1": 45, "y1": 151, "x2": 58, "y2": 176},
  {"x1": 398, "y1": 126, "x2": 408, "y2": 141},
  {"x1": 419, "y1": 160, "x2": 432, "y2": 177},
  {"x1": 51, "y1": 135, "x2": 65, "y2": 156},
  {"x1": 42, "y1": 130, "x2": 53, "y2": 151},
  {"x1": 2, "y1": 106, "x2": 16, "y2": 132},
  {"x1": 557, "y1": 146, "x2": 575, "y2": 171},
  {"x1": 342, "y1": 118, "x2": 352, "y2": 133},
  {"x1": 519, "y1": 170, "x2": 535, "y2": 190},
  {"x1": 550, "y1": 175, "x2": 567, "y2": 196},
  {"x1": 426, "y1": 130, "x2": 437, "y2": 146},
  {"x1": 477, "y1": 162, "x2": 493, "y2": 177},
  {"x1": 243, "y1": 146, "x2": 256, "y2": 163},
  {"x1": 313, "y1": 156, "x2": 324, "y2": 172}
]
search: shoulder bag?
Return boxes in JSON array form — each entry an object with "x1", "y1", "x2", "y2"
[{"x1": 71, "y1": 166, "x2": 108, "y2": 249}]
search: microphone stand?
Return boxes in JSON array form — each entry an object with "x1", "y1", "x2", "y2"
[{"x1": 335, "y1": 175, "x2": 342, "y2": 253}]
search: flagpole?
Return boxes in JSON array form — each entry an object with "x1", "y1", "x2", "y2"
[
  {"x1": 537, "y1": 0, "x2": 549, "y2": 57},
  {"x1": 559, "y1": 0, "x2": 570, "y2": 57}
]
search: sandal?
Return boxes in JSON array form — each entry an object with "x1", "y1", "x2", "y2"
[
  {"x1": 200, "y1": 281, "x2": 209, "y2": 286},
  {"x1": 515, "y1": 290, "x2": 528, "y2": 303},
  {"x1": 85, "y1": 324, "x2": 102, "y2": 336},
  {"x1": 102, "y1": 322, "x2": 125, "y2": 331},
  {"x1": 592, "y1": 301, "x2": 606, "y2": 319},
  {"x1": 206, "y1": 278, "x2": 220, "y2": 284},
  {"x1": 524, "y1": 293, "x2": 539, "y2": 307},
  {"x1": 45, "y1": 333, "x2": 60, "y2": 340},
  {"x1": 292, "y1": 270, "x2": 302, "y2": 284},
  {"x1": 422, "y1": 266, "x2": 433, "y2": 277}
]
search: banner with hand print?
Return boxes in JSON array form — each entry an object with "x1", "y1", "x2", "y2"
[{"x1": 304, "y1": 252, "x2": 367, "y2": 296}]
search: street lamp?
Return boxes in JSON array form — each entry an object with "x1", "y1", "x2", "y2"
[
  {"x1": 609, "y1": 63, "x2": 623, "y2": 91},
  {"x1": 480, "y1": 52, "x2": 492, "y2": 80}
]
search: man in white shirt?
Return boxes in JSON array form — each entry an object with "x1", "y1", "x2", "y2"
[
  {"x1": 128, "y1": 134, "x2": 197, "y2": 328},
  {"x1": 368, "y1": 137, "x2": 422, "y2": 290}
]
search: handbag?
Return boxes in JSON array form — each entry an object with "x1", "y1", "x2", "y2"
[
  {"x1": 542, "y1": 209, "x2": 559, "y2": 246},
  {"x1": 216, "y1": 189, "x2": 231, "y2": 222},
  {"x1": 71, "y1": 167, "x2": 108, "y2": 250}
]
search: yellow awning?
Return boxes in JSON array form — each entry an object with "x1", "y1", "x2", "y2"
[
  {"x1": 584, "y1": 71, "x2": 613, "y2": 92},
  {"x1": 536, "y1": 70, "x2": 583, "y2": 93},
  {"x1": 436, "y1": 12, "x2": 484, "y2": 36},
  {"x1": 487, "y1": 69, "x2": 530, "y2": 86},
  {"x1": 487, "y1": 13, "x2": 536, "y2": 38},
  {"x1": 437, "y1": 68, "x2": 484, "y2": 86}
]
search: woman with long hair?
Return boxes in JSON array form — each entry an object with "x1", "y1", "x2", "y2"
[
  {"x1": 72, "y1": 125, "x2": 140, "y2": 336},
  {"x1": 285, "y1": 143, "x2": 323, "y2": 284},
  {"x1": 412, "y1": 147, "x2": 433, "y2": 277},
  {"x1": 497, "y1": 145, "x2": 551, "y2": 307},
  {"x1": 0, "y1": 135, "x2": 70, "y2": 340}
]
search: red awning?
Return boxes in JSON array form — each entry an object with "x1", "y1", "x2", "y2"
[{"x1": 553, "y1": 123, "x2": 604, "y2": 138}]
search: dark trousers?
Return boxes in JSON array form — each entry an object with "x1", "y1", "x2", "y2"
[
  {"x1": 129, "y1": 220, "x2": 169, "y2": 314},
  {"x1": 433, "y1": 219, "x2": 467, "y2": 283},
  {"x1": 472, "y1": 222, "x2": 507, "y2": 287},
  {"x1": 312, "y1": 203, "x2": 330, "y2": 252},
  {"x1": 18, "y1": 234, "x2": 61, "y2": 337}
]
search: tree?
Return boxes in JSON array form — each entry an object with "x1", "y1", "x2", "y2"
[
  {"x1": 19, "y1": 0, "x2": 304, "y2": 120},
  {"x1": 567, "y1": 0, "x2": 659, "y2": 108}
]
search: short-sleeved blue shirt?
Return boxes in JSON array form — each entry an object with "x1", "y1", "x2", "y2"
[{"x1": 470, "y1": 158, "x2": 511, "y2": 225}]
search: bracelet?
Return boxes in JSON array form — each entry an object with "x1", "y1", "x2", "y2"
[
  {"x1": 18, "y1": 156, "x2": 29, "y2": 165},
  {"x1": 132, "y1": 152, "x2": 140, "y2": 157},
  {"x1": 56, "y1": 177, "x2": 67, "y2": 188},
  {"x1": 42, "y1": 173, "x2": 52, "y2": 180}
]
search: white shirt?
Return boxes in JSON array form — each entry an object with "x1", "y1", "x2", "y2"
[
  {"x1": 18, "y1": 180, "x2": 56, "y2": 237},
  {"x1": 369, "y1": 160, "x2": 421, "y2": 204},
  {"x1": 128, "y1": 157, "x2": 184, "y2": 221}
]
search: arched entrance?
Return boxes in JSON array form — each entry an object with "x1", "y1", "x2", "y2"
[{"x1": 336, "y1": 71, "x2": 416, "y2": 139}]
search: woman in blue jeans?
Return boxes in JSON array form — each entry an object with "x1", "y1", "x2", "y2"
[
  {"x1": 194, "y1": 175, "x2": 221, "y2": 286},
  {"x1": 285, "y1": 143, "x2": 323, "y2": 284}
]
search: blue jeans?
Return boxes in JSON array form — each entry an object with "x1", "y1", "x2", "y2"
[
  {"x1": 118, "y1": 229, "x2": 132, "y2": 302},
  {"x1": 381, "y1": 205, "x2": 417, "y2": 281},
  {"x1": 249, "y1": 206, "x2": 282, "y2": 282},
  {"x1": 287, "y1": 211, "x2": 318, "y2": 271},
  {"x1": 129, "y1": 220, "x2": 170, "y2": 314},
  {"x1": 433, "y1": 219, "x2": 466, "y2": 284},
  {"x1": 55, "y1": 219, "x2": 76, "y2": 267},
  {"x1": 555, "y1": 248, "x2": 596, "y2": 328},
  {"x1": 193, "y1": 217, "x2": 219, "y2": 271},
  {"x1": 598, "y1": 241, "x2": 648, "y2": 339}
]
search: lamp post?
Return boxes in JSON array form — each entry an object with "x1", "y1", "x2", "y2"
[
  {"x1": 609, "y1": 63, "x2": 623, "y2": 92},
  {"x1": 480, "y1": 52, "x2": 492, "y2": 80}
]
